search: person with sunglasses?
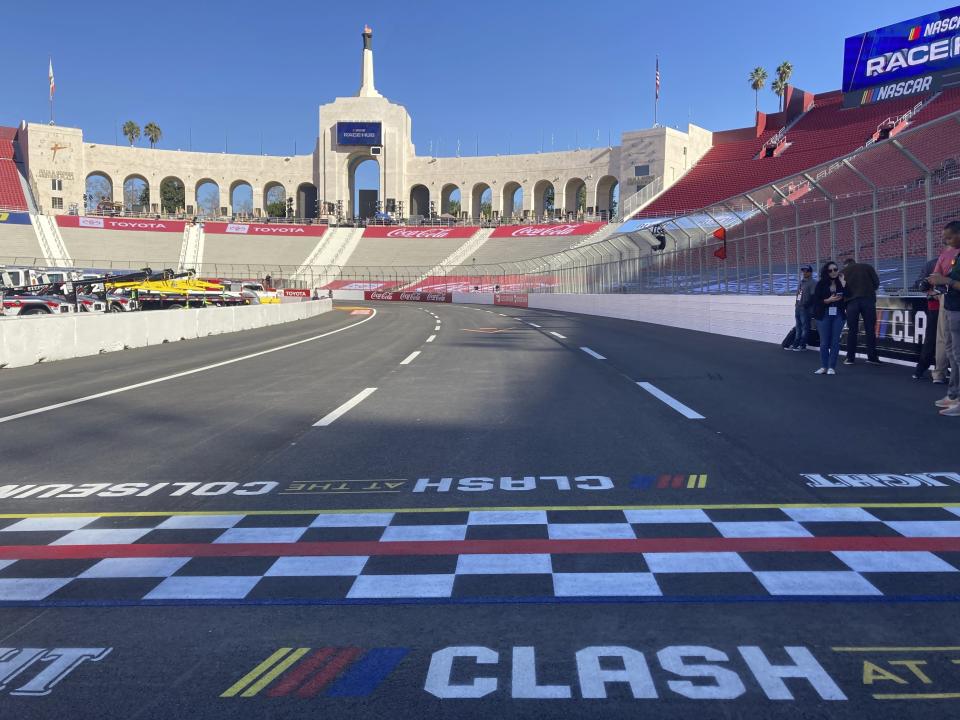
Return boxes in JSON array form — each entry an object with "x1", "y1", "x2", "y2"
[{"x1": 810, "y1": 261, "x2": 846, "y2": 375}]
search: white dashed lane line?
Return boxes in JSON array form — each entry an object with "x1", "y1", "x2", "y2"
[
  {"x1": 580, "y1": 346, "x2": 606, "y2": 360},
  {"x1": 426, "y1": 335, "x2": 436, "y2": 343},
  {"x1": 636, "y1": 381, "x2": 706, "y2": 420},
  {"x1": 527, "y1": 322, "x2": 541, "y2": 328},
  {"x1": 313, "y1": 387, "x2": 377, "y2": 427},
  {"x1": 549, "y1": 331, "x2": 567, "y2": 339},
  {"x1": 400, "y1": 351, "x2": 421, "y2": 366}
]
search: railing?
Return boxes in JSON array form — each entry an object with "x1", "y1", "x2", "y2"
[{"x1": 618, "y1": 176, "x2": 663, "y2": 220}]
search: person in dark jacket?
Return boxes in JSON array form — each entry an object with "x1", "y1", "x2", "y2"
[
  {"x1": 791, "y1": 265, "x2": 816, "y2": 351},
  {"x1": 811, "y1": 261, "x2": 846, "y2": 375},
  {"x1": 913, "y1": 257, "x2": 941, "y2": 380},
  {"x1": 841, "y1": 257, "x2": 881, "y2": 365}
]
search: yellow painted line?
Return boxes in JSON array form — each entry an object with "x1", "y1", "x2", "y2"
[
  {"x1": 221, "y1": 648, "x2": 292, "y2": 698},
  {"x1": 873, "y1": 693, "x2": 960, "y2": 700},
  {"x1": 833, "y1": 647, "x2": 960, "y2": 652},
  {"x1": 1, "y1": 501, "x2": 960, "y2": 519},
  {"x1": 239, "y1": 647, "x2": 310, "y2": 698}
]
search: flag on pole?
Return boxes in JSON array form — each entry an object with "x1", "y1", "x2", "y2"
[
  {"x1": 48, "y1": 58, "x2": 55, "y2": 100},
  {"x1": 655, "y1": 57, "x2": 660, "y2": 100}
]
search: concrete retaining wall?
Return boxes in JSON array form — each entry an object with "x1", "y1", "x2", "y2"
[
  {"x1": 527, "y1": 294, "x2": 793, "y2": 344},
  {"x1": 0, "y1": 300, "x2": 332, "y2": 369}
]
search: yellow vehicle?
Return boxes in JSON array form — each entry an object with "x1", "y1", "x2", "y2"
[{"x1": 106, "y1": 271, "x2": 249, "y2": 310}]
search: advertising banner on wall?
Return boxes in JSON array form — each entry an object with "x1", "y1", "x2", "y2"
[
  {"x1": 494, "y1": 293, "x2": 529, "y2": 307},
  {"x1": 842, "y1": 5, "x2": 960, "y2": 106},
  {"x1": 203, "y1": 222, "x2": 328, "y2": 237},
  {"x1": 336, "y1": 122, "x2": 382, "y2": 146},
  {"x1": 57, "y1": 216, "x2": 186, "y2": 233},
  {"x1": 361, "y1": 226, "x2": 478, "y2": 239},
  {"x1": 364, "y1": 290, "x2": 452, "y2": 303},
  {"x1": 0, "y1": 211, "x2": 31, "y2": 225},
  {"x1": 489, "y1": 222, "x2": 605, "y2": 238}
]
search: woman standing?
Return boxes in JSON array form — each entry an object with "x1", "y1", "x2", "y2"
[{"x1": 811, "y1": 261, "x2": 846, "y2": 375}]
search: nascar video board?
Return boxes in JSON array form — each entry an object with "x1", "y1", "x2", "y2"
[
  {"x1": 842, "y1": 5, "x2": 960, "y2": 106},
  {"x1": 336, "y1": 122, "x2": 382, "y2": 146}
]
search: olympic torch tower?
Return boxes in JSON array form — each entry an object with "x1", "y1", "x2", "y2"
[{"x1": 358, "y1": 25, "x2": 382, "y2": 98}]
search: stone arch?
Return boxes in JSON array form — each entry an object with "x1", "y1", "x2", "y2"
[
  {"x1": 501, "y1": 181, "x2": 523, "y2": 219},
  {"x1": 563, "y1": 177, "x2": 586, "y2": 218},
  {"x1": 85, "y1": 171, "x2": 114, "y2": 212},
  {"x1": 122, "y1": 174, "x2": 149, "y2": 213},
  {"x1": 348, "y1": 154, "x2": 381, "y2": 219},
  {"x1": 297, "y1": 182, "x2": 318, "y2": 219},
  {"x1": 263, "y1": 181, "x2": 287, "y2": 217},
  {"x1": 409, "y1": 184, "x2": 430, "y2": 218},
  {"x1": 159, "y1": 176, "x2": 185, "y2": 215},
  {"x1": 195, "y1": 179, "x2": 221, "y2": 218},
  {"x1": 471, "y1": 182, "x2": 492, "y2": 219},
  {"x1": 440, "y1": 183, "x2": 461, "y2": 217},
  {"x1": 230, "y1": 180, "x2": 253, "y2": 217},
  {"x1": 533, "y1": 180, "x2": 555, "y2": 219},
  {"x1": 595, "y1": 175, "x2": 619, "y2": 218}
]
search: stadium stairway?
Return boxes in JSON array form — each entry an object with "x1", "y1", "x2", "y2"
[
  {"x1": 177, "y1": 222, "x2": 204, "y2": 272},
  {"x1": 30, "y1": 213, "x2": 72, "y2": 265},
  {"x1": 398, "y1": 228, "x2": 494, "y2": 290},
  {"x1": 293, "y1": 226, "x2": 364, "y2": 285}
]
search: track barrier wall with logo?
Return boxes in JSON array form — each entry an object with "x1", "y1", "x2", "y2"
[{"x1": 363, "y1": 291, "x2": 452, "y2": 303}]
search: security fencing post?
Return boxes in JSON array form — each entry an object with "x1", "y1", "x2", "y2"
[
  {"x1": 901, "y1": 204, "x2": 908, "y2": 292},
  {"x1": 891, "y1": 138, "x2": 933, "y2": 259}
]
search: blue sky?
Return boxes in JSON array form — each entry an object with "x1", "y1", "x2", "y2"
[{"x1": 0, "y1": 0, "x2": 950, "y2": 159}]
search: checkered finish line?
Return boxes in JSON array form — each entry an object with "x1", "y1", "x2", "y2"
[{"x1": 2, "y1": 506, "x2": 960, "y2": 604}]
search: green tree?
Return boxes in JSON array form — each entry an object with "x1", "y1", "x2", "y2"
[
  {"x1": 143, "y1": 122, "x2": 162, "y2": 148},
  {"x1": 447, "y1": 199, "x2": 461, "y2": 216},
  {"x1": 479, "y1": 201, "x2": 492, "y2": 218},
  {"x1": 543, "y1": 186, "x2": 555, "y2": 213},
  {"x1": 749, "y1": 67, "x2": 768, "y2": 112},
  {"x1": 160, "y1": 178, "x2": 185, "y2": 214},
  {"x1": 773, "y1": 61, "x2": 794, "y2": 112},
  {"x1": 266, "y1": 200, "x2": 286, "y2": 217},
  {"x1": 122, "y1": 120, "x2": 141, "y2": 146}
]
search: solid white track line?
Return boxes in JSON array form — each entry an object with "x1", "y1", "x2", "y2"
[
  {"x1": 580, "y1": 347, "x2": 606, "y2": 360},
  {"x1": 400, "y1": 350, "x2": 421, "y2": 365},
  {"x1": 0, "y1": 308, "x2": 379, "y2": 425},
  {"x1": 636, "y1": 381, "x2": 705, "y2": 420},
  {"x1": 313, "y1": 387, "x2": 377, "y2": 427}
]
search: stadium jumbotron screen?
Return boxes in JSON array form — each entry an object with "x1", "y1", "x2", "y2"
[
  {"x1": 336, "y1": 121, "x2": 382, "y2": 146},
  {"x1": 842, "y1": 4, "x2": 960, "y2": 105}
]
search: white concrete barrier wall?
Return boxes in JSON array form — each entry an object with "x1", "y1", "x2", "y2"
[
  {"x1": 527, "y1": 294, "x2": 793, "y2": 344},
  {"x1": 0, "y1": 300, "x2": 332, "y2": 369}
]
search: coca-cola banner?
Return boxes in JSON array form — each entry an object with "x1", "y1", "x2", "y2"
[
  {"x1": 494, "y1": 293, "x2": 529, "y2": 308},
  {"x1": 489, "y1": 222, "x2": 605, "y2": 238},
  {"x1": 362, "y1": 226, "x2": 478, "y2": 239},
  {"x1": 204, "y1": 222, "x2": 327, "y2": 237},
  {"x1": 364, "y1": 290, "x2": 452, "y2": 303},
  {"x1": 58, "y1": 216, "x2": 187, "y2": 233}
]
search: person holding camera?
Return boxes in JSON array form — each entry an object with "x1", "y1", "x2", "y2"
[
  {"x1": 811, "y1": 261, "x2": 846, "y2": 375},
  {"x1": 914, "y1": 257, "x2": 942, "y2": 381},
  {"x1": 932, "y1": 223, "x2": 960, "y2": 384}
]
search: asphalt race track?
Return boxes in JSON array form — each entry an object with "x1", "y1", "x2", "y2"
[{"x1": 1, "y1": 300, "x2": 959, "y2": 719}]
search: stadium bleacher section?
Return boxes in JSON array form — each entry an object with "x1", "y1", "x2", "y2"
[
  {"x1": 0, "y1": 126, "x2": 27, "y2": 211},
  {"x1": 637, "y1": 90, "x2": 945, "y2": 219},
  {"x1": 341, "y1": 235, "x2": 474, "y2": 268}
]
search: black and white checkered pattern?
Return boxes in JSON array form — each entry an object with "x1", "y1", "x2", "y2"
[{"x1": 0, "y1": 506, "x2": 959, "y2": 602}]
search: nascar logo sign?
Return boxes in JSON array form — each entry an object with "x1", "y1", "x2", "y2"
[{"x1": 842, "y1": 5, "x2": 960, "y2": 106}]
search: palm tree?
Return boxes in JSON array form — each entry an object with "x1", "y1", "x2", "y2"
[
  {"x1": 775, "y1": 61, "x2": 794, "y2": 112},
  {"x1": 143, "y1": 122, "x2": 162, "y2": 148},
  {"x1": 749, "y1": 67, "x2": 768, "y2": 113},
  {"x1": 772, "y1": 77, "x2": 788, "y2": 112},
  {"x1": 121, "y1": 120, "x2": 141, "y2": 146}
]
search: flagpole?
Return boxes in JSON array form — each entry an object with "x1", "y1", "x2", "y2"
[{"x1": 654, "y1": 56, "x2": 659, "y2": 127}]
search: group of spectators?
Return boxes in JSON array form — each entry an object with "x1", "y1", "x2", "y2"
[{"x1": 789, "y1": 220, "x2": 960, "y2": 415}]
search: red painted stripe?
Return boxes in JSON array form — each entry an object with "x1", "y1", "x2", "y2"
[
  {"x1": 3, "y1": 536, "x2": 960, "y2": 559},
  {"x1": 656, "y1": 475, "x2": 670, "y2": 488},
  {"x1": 672, "y1": 475, "x2": 684, "y2": 488},
  {"x1": 266, "y1": 647, "x2": 335, "y2": 698},
  {"x1": 296, "y1": 647, "x2": 362, "y2": 699}
]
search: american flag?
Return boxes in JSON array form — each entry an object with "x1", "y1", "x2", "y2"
[
  {"x1": 48, "y1": 58, "x2": 55, "y2": 100},
  {"x1": 655, "y1": 57, "x2": 660, "y2": 100}
]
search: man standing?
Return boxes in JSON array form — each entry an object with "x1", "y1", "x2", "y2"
[
  {"x1": 842, "y1": 257, "x2": 881, "y2": 365},
  {"x1": 791, "y1": 265, "x2": 816, "y2": 351},
  {"x1": 928, "y1": 222, "x2": 960, "y2": 415},
  {"x1": 932, "y1": 222, "x2": 960, "y2": 383}
]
